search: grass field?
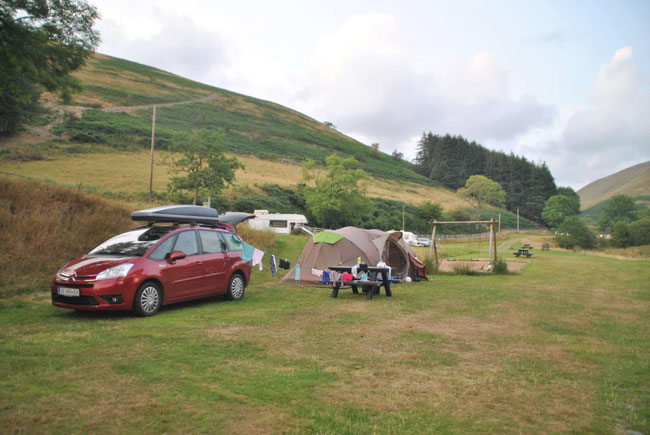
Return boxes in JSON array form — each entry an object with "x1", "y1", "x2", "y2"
[{"x1": 1, "y1": 232, "x2": 648, "y2": 433}]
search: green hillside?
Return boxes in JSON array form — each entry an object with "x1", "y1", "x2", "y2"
[
  {"x1": 582, "y1": 194, "x2": 650, "y2": 226},
  {"x1": 578, "y1": 160, "x2": 650, "y2": 210},
  {"x1": 52, "y1": 54, "x2": 431, "y2": 185}
]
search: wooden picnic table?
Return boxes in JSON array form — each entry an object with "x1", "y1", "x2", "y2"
[
  {"x1": 328, "y1": 266, "x2": 392, "y2": 300},
  {"x1": 513, "y1": 248, "x2": 533, "y2": 258}
]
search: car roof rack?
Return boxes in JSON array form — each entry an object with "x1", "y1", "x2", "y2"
[{"x1": 131, "y1": 205, "x2": 254, "y2": 229}]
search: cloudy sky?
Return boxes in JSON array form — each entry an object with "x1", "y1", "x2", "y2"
[{"x1": 94, "y1": 0, "x2": 649, "y2": 189}]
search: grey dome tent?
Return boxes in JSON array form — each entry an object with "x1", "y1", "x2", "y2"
[{"x1": 279, "y1": 227, "x2": 428, "y2": 285}]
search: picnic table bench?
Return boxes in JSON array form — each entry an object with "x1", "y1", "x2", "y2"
[
  {"x1": 522, "y1": 243, "x2": 533, "y2": 249},
  {"x1": 328, "y1": 266, "x2": 392, "y2": 300},
  {"x1": 513, "y1": 248, "x2": 533, "y2": 258}
]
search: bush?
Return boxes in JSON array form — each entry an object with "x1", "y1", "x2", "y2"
[
  {"x1": 610, "y1": 221, "x2": 630, "y2": 248},
  {"x1": 236, "y1": 225, "x2": 276, "y2": 252},
  {"x1": 423, "y1": 256, "x2": 436, "y2": 273},
  {"x1": 452, "y1": 264, "x2": 479, "y2": 275},
  {"x1": 628, "y1": 216, "x2": 650, "y2": 246},
  {"x1": 492, "y1": 260, "x2": 508, "y2": 274},
  {"x1": 555, "y1": 216, "x2": 596, "y2": 249}
]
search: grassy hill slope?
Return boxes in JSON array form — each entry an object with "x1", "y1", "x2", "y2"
[
  {"x1": 578, "y1": 160, "x2": 650, "y2": 210},
  {"x1": 59, "y1": 54, "x2": 431, "y2": 185},
  {"x1": 0, "y1": 53, "x2": 537, "y2": 231}
]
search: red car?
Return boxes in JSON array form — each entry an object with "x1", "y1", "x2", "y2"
[{"x1": 51, "y1": 206, "x2": 253, "y2": 316}]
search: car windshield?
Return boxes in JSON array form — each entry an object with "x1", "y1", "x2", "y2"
[{"x1": 89, "y1": 227, "x2": 176, "y2": 257}]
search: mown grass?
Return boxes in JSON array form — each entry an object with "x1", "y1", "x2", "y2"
[{"x1": 0, "y1": 232, "x2": 647, "y2": 433}]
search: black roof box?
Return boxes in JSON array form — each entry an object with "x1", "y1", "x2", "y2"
[{"x1": 131, "y1": 205, "x2": 254, "y2": 227}]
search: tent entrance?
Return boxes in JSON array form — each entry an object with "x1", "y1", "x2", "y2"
[{"x1": 383, "y1": 239, "x2": 407, "y2": 278}]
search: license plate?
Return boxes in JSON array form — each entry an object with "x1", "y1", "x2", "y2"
[{"x1": 58, "y1": 287, "x2": 80, "y2": 297}]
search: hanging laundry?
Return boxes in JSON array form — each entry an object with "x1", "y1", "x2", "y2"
[
  {"x1": 311, "y1": 268, "x2": 323, "y2": 277},
  {"x1": 241, "y1": 242, "x2": 254, "y2": 262},
  {"x1": 279, "y1": 259, "x2": 290, "y2": 269},
  {"x1": 342, "y1": 273, "x2": 354, "y2": 282},
  {"x1": 322, "y1": 271, "x2": 331, "y2": 284},
  {"x1": 270, "y1": 255, "x2": 277, "y2": 277},
  {"x1": 230, "y1": 235, "x2": 242, "y2": 247},
  {"x1": 295, "y1": 264, "x2": 301, "y2": 281},
  {"x1": 351, "y1": 265, "x2": 359, "y2": 277},
  {"x1": 252, "y1": 248, "x2": 265, "y2": 271}
]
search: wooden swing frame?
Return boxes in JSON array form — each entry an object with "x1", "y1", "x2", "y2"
[{"x1": 429, "y1": 219, "x2": 497, "y2": 267}]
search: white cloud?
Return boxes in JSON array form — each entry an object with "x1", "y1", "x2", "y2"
[
  {"x1": 294, "y1": 13, "x2": 553, "y2": 158},
  {"x1": 546, "y1": 47, "x2": 650, "y2": 188}
]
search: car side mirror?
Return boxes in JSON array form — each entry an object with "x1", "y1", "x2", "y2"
[{"x1": 169, "y1": 251, "x2": 186, "y2": 263}]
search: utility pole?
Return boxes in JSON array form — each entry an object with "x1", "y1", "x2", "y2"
[
  {"x1": 148, "y1": 105, "x2": 157, "y2": 203},
  {"x1": 516, "y1": 208, "x2": 520, "y2": 232}
]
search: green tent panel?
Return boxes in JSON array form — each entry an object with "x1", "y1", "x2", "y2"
[{"x1": 313, "y1": 231, "x2": 344, "y2": 244}]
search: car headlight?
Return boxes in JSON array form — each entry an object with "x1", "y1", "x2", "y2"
[{"x1": 96, "y1": 263, "x2": 134, "y2": 280}]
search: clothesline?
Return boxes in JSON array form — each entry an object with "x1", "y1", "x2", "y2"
[
  {"x1": 236, "y1": 236, "x2": 333, "y2": 284},
  {"x1": 236, "y1": 235, "x2": 394, "y2": 286}
]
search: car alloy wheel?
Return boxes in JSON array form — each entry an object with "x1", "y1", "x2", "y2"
[
  {"x1": 227, "y1": 274, "x2": 245, "y2": 301},
  {"x1": 134, "y1": 282, "x2": 162, "y2": 316}
]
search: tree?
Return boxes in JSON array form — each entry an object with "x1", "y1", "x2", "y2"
[
  {"x1": 598, "y1": 194, "x2": 637, "y2": 232},
  {"x1": 555, "y1": 216, "x2": 596, "y2": 249},
  {"x1": 301, "y1": 154, "x2": 370, "y2": 228},
  {"x1": 557, "y1": 186, "x2": 581, "y2": 212},
  {"x1": 391, "y1": 150, "x2": 403, "y2": 161},
  {"x1": 417, "y1": 201, "x2": 443, "y2": 223},
  {"x1": 541, "y1": 195, "x2": 580, "y2": 228},
  {"x1": 166, "y1": 129, "x2": 242, "y2": 205},
  {"x1": 627, "y1": 216, "x2": 650, "y2": 246},
  {"x1": 323, "y1": 121, "x2": 336, "y2": 130},
  {"x1": 0, "y1": 0, "x2": 100, "y2": 134},
  {"x1": 457, "y1": 175, "x2": 506, "y2": 220},
  {"x1": 610, "y1": 221, "x2": 630, "y2": 248}
]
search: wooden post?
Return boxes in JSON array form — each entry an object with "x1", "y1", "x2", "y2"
[
  {"x1": 492, "y1": 218, "x2": 497, "y2": 263},
  {"x1": 429, "y1": 221, "x2": 438, "y2": 266},
  {"x1": 488, "y1": 220, "x2": 494, "y2": 263},
  {"x1": 432, "y1": 223, "x2": 438, "y2": 268},
  {"x1": 148, "y1": 105, "x2": 157, "y2": 203}
]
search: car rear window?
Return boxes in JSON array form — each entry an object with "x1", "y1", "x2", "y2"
[
  {"x1": 199, "y1": 230, "x2": 226, "y2": 254},
  {"x1": 224, "y1": 233, "x2": 243, "y2": 251},
  {"x1": 89, "y1": 226, "x2": 176, "y2": 257}
]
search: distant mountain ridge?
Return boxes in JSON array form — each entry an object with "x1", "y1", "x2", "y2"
[{"x1": 578, "y1": 161, "x2": 650, "y2": 210}]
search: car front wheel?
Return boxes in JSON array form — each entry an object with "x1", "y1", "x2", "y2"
[
  {"x1": 133, "y1": 282, "x2": 162, "y2": 316},
  {"x1": 227, "y1": 274, "x2": 245, "y2": 301}
]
